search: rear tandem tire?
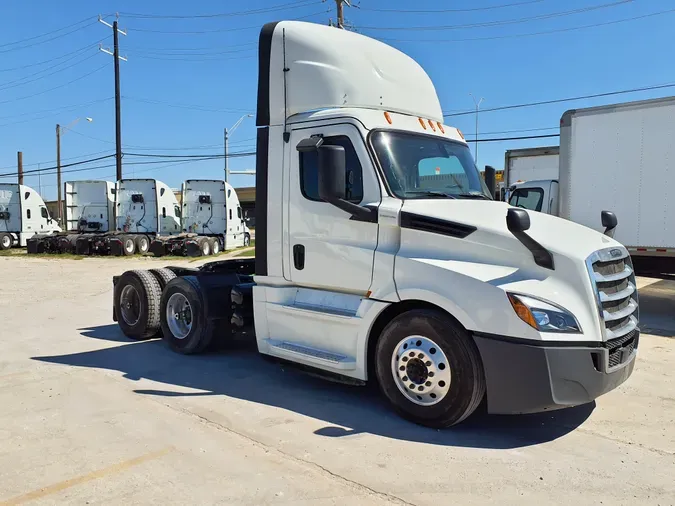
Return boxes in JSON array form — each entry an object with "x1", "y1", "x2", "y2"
[
  {"x1": 113, "y1": 270, "x2": 162, "y2": 340},
  {"x1": 209, "y1": 237, "x2": 220, "y2": 255},
  {"x1": 374, "y1": 309, "x2": 486, "y2": 428},
  {"x1": 0, "y1": 233, "x2": 12, "y2": 250},
  {"x1": 135, "y1": 234, "x2": 150, "y2": 255},
  {"x1": 199, "y1": 237, "x2": 211, "y2": 256},
  {"x1": 122, "y1": 236, "x2": 136, "y2": 256},
  {"x1": 148, "y1": 268, "x2": 177, "y2": 290},
  {"x1": 160, "y1": 277, "x2": 213, "y2": 355}
]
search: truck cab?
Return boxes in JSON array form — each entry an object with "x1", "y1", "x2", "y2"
[
  {"x1": 0, "y1": 183, "x2": 61, "y2": 249},
  {"x1": 508, "y1": 179, "x2": 559, "y2": 215},
  {"x1": 113, "y1": 21, "x2": 639, "y2": 428}
]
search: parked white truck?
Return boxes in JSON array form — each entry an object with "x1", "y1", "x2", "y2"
[
  {"x1": 0, "y1": 183, "x2": 61, "y2": 249},
  {"x1": 111, "y1": 21, "x2": 639, "y2": 428},
  {"x1": 509, "y1": 96, "x2": 675, "y2": 275},
  {"x1": 504, "y1": 146, "x2": 560, "y2": 188},
  {"x1": 30, "y1": 178, "x2": 181, "y2": 255},
  {"x1": 150, "y1": 180, "x2": 251, "y2": 257}
]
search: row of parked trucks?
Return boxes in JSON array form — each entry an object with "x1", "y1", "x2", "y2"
[
  {"x1": 0, "y1": 178, "x2": 250, "y2": 256},
  {"x1": 502, "y1": 95, "x2": 675, "y2": 276}
]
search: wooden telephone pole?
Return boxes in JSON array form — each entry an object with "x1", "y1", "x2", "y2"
[{"x1": 331, "y1": 0, "x2": 352, "y2": 29}]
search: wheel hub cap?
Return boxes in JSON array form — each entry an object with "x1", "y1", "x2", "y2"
[
  {"x1": 391, "y1": 335, "x2": 452, "y2": 406},
  {"x1": 166, "y1": 293, "x2": 192, "y2": 339},
  {"x1": 119, "y1": 285, "x2": 141, "y2": 326}
]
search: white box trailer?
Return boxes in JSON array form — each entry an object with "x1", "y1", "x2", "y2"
[
  {"x1": 150, "y1": 180, "x2": 251, "y2": 257},
  {"x1": 0, "y1": 183, "x2": 61, "y2": 249},
  {"x1": 110, "y1": 20, "x2": 639, "y2": 429},
  {"x1": 509, "y1": 96, "x2": 675, "y2": 275},
  {"x1": 504, "y1": 146, "x2": 560, "y2": 188}
]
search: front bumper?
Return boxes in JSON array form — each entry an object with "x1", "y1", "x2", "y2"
[{"x1": 473, "y1": 331, "x2": 638, "y2": 414}]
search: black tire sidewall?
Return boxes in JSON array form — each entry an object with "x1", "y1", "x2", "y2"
[
  {"x1": 375, "y1": 309, "x2": 484, "y2": 428},
  {"x1": 114, "y1": 271, "x2": 157, "y2": 339},
  {"x1": 160, "y1": 277, "x2": 207, "y2": 354},
  {"x1": 0, "y1": 233, "x2": 11, "y2": 250}
]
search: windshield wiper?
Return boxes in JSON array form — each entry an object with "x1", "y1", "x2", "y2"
[
  {"x1": 456, "y1": 192, "x2": 491, "y2": 200},
  {"x1": 403, "y1": 190, "x2": 457, "y2": 199}
]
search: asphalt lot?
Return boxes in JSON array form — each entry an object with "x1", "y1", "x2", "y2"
[{"x1": 0, "y1": 255, "x2": 673, "y2": 505}]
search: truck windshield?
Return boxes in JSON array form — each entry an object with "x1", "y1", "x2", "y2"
[
  {"x1": 508, "y1": 188, "x2": 544, "y2": 212},
  {"x1": 370, "y1": 130, "x2": 491, "y2": 200}
]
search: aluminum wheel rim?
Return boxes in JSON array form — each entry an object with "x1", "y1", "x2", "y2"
[
  {"x1": 244, "y1": 236, "x2": 250, "y2": 246},
  {"x1": 202, "y1": 242, "x2": 210, "y2": 256},
  {"x1": 1, "y1": 235, "x2": 10, "y2": 248},
  {"x1": 212, "y1": 241, "x2": 219, "y2": 254},
  {"x1": 120, "y1": 285, "x2": 141, "y2": 326},
  {"x1": 166, "y1": 293, "x2": 192, "y2": 339},
  {"x1": 139, "y1": 238, "x2": 148, "y2": 252},
  {"x1": 125, "y1": 239, "x2": 134, "y2": 253},
  {"x1": 391, "y1": 335, "x2": 452, "y2": 406}
]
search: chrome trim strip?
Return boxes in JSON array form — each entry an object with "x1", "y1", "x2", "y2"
[
  {"x1": 603, "y1": 299, "x2": 638, "y2": 321},
  {"x1": 599, "y1": 282, "x2": 635, "y2": 302}
]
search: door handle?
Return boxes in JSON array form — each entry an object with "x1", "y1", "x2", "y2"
[{"x1": 293, "y1": 244, "x2": 305, "y2": 270}]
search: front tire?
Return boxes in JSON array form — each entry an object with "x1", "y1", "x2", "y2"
[
  {"x1": 243, "y1": 233, "x2": 251, "y2": 247},
  {"x1": 374, "y1": 309, "x2": 486, "y2": 428},
  {"x1": 0, "y1": 233, "x2": 12, "y2": 250}
]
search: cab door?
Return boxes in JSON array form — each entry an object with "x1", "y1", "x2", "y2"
[{"x1": 286, "y1": 123, "x2": 380, "y2": 293}]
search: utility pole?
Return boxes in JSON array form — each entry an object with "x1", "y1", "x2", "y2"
[
  {"x1": 56, "y1": 124, "x2": 62, "y2": 222},
  {"x1": 469, "y1": 93, "x2": 484, "y2": 165},
  {"x1": 331, "y1": 0, "x2": 352, "y2": 29},
  {"x1": 17, "y1": 152, "x2": 23, "y2": 185},
  {"x1": 224, "y1": 127, "x2": 228, "y2": 183},
  {"x1": 99, "y1": 15, "x2": 127, "y2": 181}
]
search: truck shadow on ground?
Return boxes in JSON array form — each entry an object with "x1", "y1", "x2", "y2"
[
  {"x1": 638, "y1": 279, "x2": 675, "y2": 338},
  {"x1": 32, "y1": 324, "x2": 595, "y2": 450}
]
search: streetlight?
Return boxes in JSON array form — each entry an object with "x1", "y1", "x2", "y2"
[
  {"x1": 469, "y1": 93, "x2": 484, "y2": 166},
  {"x1": 56, "y1": 117, "x2": 93, "y2": 223},
  {"x1": 224, "y1": 114, "x2": 253, "y2": 183}
]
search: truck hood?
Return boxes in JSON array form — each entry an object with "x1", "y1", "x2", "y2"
[{"x1": 401, "y1": 199, "x2": 622, "y2": 261}]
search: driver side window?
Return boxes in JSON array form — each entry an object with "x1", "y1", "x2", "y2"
[{"x1": 299, "y1": 135, "x2": 364, "y2": 203}]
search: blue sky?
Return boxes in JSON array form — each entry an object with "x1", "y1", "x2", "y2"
[{"x1": 0, "y1": 0, "x2": 673, "y2": 200}]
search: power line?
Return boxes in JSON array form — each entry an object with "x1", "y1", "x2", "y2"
[
  {"x1": 379, "y1": 6, "x2": 675, "y2": 43},
  {"x1": 472, "y1": 133, "x2": 560, "y2": 143},
  {"x1": 465, "y1": 126, "x2": 559, "y2": 137},
  {"x1": 0, "y1": 19, "x2": 98, "y2": 54},
  {"x1": 0, "y1": 62, "x2": 110, "y2": 105},
  {"x1": 134, "y1": 52, "x2": 255, "y2": 62},
  {"x1": 0, "y1": 52, "x2": 100, "y2": 92},
  {"x1": 444, "y1": 81, "x2": 675, "y2": 117},
  {"x1": 128, "y1": 8, "x2": 330, "y2": 34},
  {"x1": 120, "y1": 0, "x2": 320, "y2": 19},
  {"x1": 0, "y1": 16, "x2": 95, "y2": 49},
  {"x1": 124, "y1": 41, "x2": 255, "y2": 52},
  {"x1": 123, "y1": 151, "x2": 255, "y2": 159},
  {"x1": 0, "y1": 154, "x2": 116, "y2": 178},
  {"x1": 360, "y1": 0, "x2": 547, "y2": 13},
  {"x1": 0, "y1": 38, "x2": 108, "y2": 73},
  {"x1": 360, "y1": 0, "x2": 632, "y2": 31},
  {"x1": 124, "y1": 95, "x2": 252, "y2": 114},
  {"x1": 0, "y1": 97, "x2": 112, "y2": 121}
]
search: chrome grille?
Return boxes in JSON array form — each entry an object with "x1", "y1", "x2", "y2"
[{"x1": 586, "y1": 247, "x2": 639, "y2": 341}]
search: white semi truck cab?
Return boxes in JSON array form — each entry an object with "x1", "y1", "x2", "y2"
[
  {"x1": 112, "y1": 21, "x2": 639, "y2": 427},
  {"x1": 0, "y1": 183, "x2": 61, "y2": 249}
]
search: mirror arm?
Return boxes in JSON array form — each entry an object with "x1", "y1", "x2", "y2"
[{"x1": 325, "y1": 197, "x2": 377, "y2": 223}]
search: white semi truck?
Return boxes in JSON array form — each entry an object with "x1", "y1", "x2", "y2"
[
  {"x1": 0, "y1": 183, "x2": 61, "y2": 249},
  {"x1": 509, "y1": 96, "x2": 675, "y2": 275},
  {"x1": 29, "y1": 178, "x2": 181, "y2": 255},
  {"x1": 150, "y1": 180, "x2": 251, "y2": 257},
  {"x1": 111, "y1": 21, "x2": 639, "y2": 428}
]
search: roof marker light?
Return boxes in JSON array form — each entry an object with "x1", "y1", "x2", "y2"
[
  {"x1": 428, "y1": 119, "x2": 436, "y2": 132},
  {"x1": 384, "y1": 111, "x2": 392, "y2": 124},
  {"x1": 418, "y1": 118, "x2": 427, "y2": 130},
  {"x1": 457, "y1": 129, "x2": 465, "y2": 140},
  {"x1": 437, "y1": 122, "x2": 445, "y2": 134}
]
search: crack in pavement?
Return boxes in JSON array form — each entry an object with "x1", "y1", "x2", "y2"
[
  {"x1": 163, "y1": 401, "x2": 416, "y2": 506},
  {"x1": 573, "y1": 426, "x2": 675, "y2": 457}
]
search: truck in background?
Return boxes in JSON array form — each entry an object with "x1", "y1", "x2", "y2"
[
  {"x1": 504, "y1": 146, "x2": 560, "y2": 198},
  {"x1": 0, "y1": 183, "x2": 61, "y2": 249},
  {"x1": 111, "y1": 20, "x2": 639, "y2": 428},
  {"x1": 509, "y1": 96, "x2": 675, "y2": 275},
  {"x1": 28, "y1": 178, "x2": 181, "y2": 256},
  {"x1": 150, "y1": 180, "x2": 251, "y2": 257}
]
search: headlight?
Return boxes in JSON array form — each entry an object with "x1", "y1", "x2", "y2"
[{"x1": 507, "y1": 293, "x2": 581, "y2": 333}]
